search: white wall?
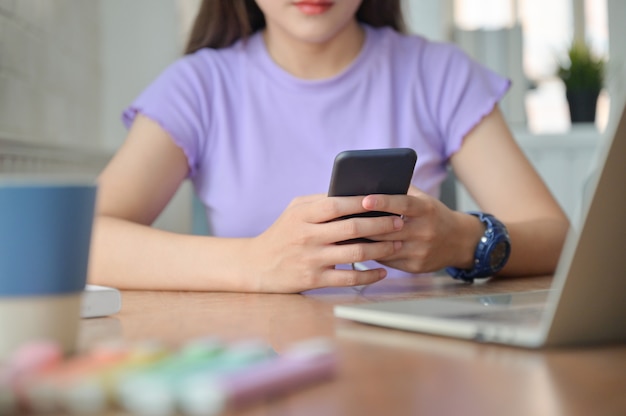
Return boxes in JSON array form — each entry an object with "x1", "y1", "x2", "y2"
[
  {"x1": 0, "y1": 0, "x2": 101, "y2": 147},
  {"x1": 99, "y1": 0, "x2": 192, "y2": 233},
  {"x1": 99, "y1": 0, "x2": 181, "y2": 151},
  {"x1": 0, "y1": 0, "x2": 192, "y2": 233},
  {"x1": 0, "y1": 0, "x2": 186, "y2": 150},
  {"x1": 404, "y1": 0, "x2": 453, "y2": 41}
]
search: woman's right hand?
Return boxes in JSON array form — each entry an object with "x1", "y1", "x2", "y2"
[{"x1": 243, "y1": 194, "x2": 404, "y2": 293}]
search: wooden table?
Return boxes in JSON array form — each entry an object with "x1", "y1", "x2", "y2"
[{"x1": 78, "y1": 275, "x2": 626, "y2": 416}]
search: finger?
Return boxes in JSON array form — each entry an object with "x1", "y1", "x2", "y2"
[
  {"x1": 407, "y1": 185, "x2": 425, "y2": 197},
  {"x1": 316, "y1": 267, "x2": 387, "y2": 288},
  {"x1": 322, "y1": 215, "x2": 404, "y2": 245},
  {"x1": 303, "y1": 196, "x2": 368, "y2": 223},
  {"x1": 362, "y1": 194, "x2": 417, "y2": 217},
  {"x1": 365, "y1": 227, "x2": 404, "y2": 242},
  {"x1": 288, "y1": 193, "x2": 327, "y2": 208},
  {"x1": 319, "y1": 240, "x2": 401, "y2": 266}
]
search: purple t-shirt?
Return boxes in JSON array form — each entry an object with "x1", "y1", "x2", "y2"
[{"x1": 123, "y1": 24, "x2": 509, "y2": 242}]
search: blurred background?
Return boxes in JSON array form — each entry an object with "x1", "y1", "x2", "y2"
[{"x1": 1, "y1": 0, "x2": 624, "y2": 232}]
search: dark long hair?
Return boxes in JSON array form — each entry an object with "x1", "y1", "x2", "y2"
[{"x1": 185, "y1": 0, "x2": 405, "y2": 54}]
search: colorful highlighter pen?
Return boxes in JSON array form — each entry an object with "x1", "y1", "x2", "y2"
[
  {"x1": 0, "y1": 340, "x2": 63, "y2": 414},
  {"x1": 59, "y1": 341, "x2": 171, "y2": 415},
  {"x1": 114, "y1": 337, "x2": 227, "y2": 416},
  {"x1": 117, "y1": 339, "x2": 276, "y2": 416},
  {"x1": 178, "y1": 338, "x2": 338, "y2": 416},
  {"x1": 20, "y1": 341, "x2": 130, "y2": 413}
]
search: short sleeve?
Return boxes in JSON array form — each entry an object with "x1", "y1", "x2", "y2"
[
  {"x1": 121, "y1": 56, "x2": 209, "y2": 178},
  {"x1": 420, "y1": 42, "x2": 511, "y2": 159}
]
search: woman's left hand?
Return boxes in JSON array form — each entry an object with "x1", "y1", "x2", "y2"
[{"x1": 363, "y1": 186, "x2": 483, "y2": 273}]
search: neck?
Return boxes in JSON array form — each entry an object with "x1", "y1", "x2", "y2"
[{"x1": 262, "y1": 21, "x2": 364, "y2": 80}]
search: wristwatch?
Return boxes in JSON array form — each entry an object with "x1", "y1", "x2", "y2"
[{"x1": 446, "y1": 212, "x2": 511, "y2": 283}]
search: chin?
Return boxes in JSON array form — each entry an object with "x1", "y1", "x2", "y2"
[{"x1": 288, "y1": 18, "x2": 359, "y2": 44}]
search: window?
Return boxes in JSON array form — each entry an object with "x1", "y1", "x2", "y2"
[{"x1": 454, "y1": 0, "x2": 609, "y2": 132}]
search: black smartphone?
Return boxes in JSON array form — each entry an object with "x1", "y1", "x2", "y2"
[{"x1": 328, "y1": 148, "x2": 417, "y2": 243}]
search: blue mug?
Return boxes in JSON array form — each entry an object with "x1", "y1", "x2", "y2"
[{"x1": 0, "y1": 178, "x2": 97, "y2": 359}]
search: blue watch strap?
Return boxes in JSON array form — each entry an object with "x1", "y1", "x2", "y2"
[{"x1": 446, "y1": 212, "x2": 511, "y2": 283}]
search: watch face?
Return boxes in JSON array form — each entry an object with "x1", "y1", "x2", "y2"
[{"x1": 489, "y1": 242, "x2": 509, "y2": 268}]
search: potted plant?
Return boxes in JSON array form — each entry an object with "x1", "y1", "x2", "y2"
[{"x1": 557, "y1": 41, "x2": 605, "y2": 123}]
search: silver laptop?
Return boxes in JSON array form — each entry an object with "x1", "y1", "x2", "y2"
[{"x1": 334, "y1": 103, "x2": 626, "y2": 348}]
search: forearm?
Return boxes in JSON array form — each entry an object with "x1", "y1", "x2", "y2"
[
  {"x1": 88, "y1": 216, "x2": 253, "y2": 292},
  {"x1": 498, "y1": 217, "x2": 570, "y2": 277}
]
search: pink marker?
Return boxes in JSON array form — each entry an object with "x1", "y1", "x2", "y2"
[
  {"x1": 0, "y1": 341, "x2": 63, "y2": 413},
  {"x1": 20, "y1": 341, "x2": 129, "y2": 413},
  {"x1": 178, "y1": 338, "x2": 338, "y2": 415}
]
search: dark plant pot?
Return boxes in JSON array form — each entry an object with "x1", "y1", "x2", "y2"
[{"x1": 566, "y1": 89, "x2": 599, "y2": 123}]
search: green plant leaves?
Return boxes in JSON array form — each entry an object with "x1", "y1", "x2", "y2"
[{"x1": 557, "y1": 42, "x2": 605, "y2": 92}]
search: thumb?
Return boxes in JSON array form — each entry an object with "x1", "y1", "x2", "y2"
[{"x1": 407, "y1": 185, "x2": 425, "y2": 197}]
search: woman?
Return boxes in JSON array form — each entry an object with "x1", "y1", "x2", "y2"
[{"x1": 89, "y1": 0, "x2": 569, "y2": 292}]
